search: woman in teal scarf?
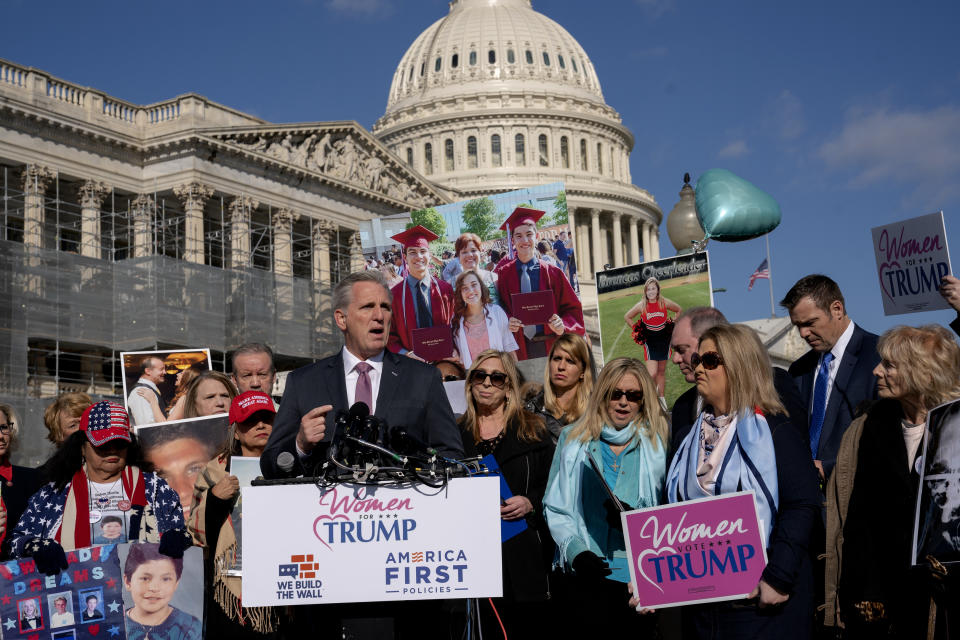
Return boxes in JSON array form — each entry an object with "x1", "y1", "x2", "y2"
[{"x1": 543, "y1": 357, "x2": 668, "y2": 634}]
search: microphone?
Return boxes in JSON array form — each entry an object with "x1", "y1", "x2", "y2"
[
  {"x1": 390, "y1": 428, "x2": 439, "y2": 458},
  {"x1": 276, "y1": 451, "x2": 298, "y2": 478}
]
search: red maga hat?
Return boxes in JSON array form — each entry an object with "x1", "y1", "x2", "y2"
[
  {"x1": 499, "y1": 207, "x2": 545, "y2": 231},
  {"x1": 391, "y1": 225, "x2": 439, "y2": 250},
  {"x1": 229, "y1": 390, "x2": 276, "y2": 424}
]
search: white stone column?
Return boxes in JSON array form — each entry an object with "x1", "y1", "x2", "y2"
[
  {"x1": 590, "y1": 209, "x2": 602, "y2": 277},
  {"x1": 228, "y1": 195, "x2": 258, "y2": 269},
  {"x1": 628, "y1": 216, "x2": 640, "y2": 265},
  {"x1": 312, "y1": 219, "x2": 337, "y2": 285},
  {"x1": 273, "y1": 207, "x2": 299, "y2": 276},
  {"x1": 349, "y1": 230, "x2": 364, "y2": 273},
  {"x1": 130, "y1": 194, "x2": 155, "y2": 258},
  {"x1": 20, "y1": 165, "x2": 54, "y2": 249},
  {"x1": 575, "y1": 211, "x2": 588, "y2": 277},
  {"x1": 78, "y1": 180, "x2": 109, "y2": 258},
  {"x1": 652, "y1": 228, "x2": 661, "y2": 260},
  {"x1": 611, "y1": 211, "x2": 623, "y2": 267},
  {"x1": 642, "y1": 223, "x2": 652, "y2": 262},
  {"x1": 174, "y1": 182, "x2": 213, "y2": 264}
]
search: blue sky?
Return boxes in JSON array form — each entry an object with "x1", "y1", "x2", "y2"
[{"x1": 4, "y1": 0, "x2": 959, "y2": 334}]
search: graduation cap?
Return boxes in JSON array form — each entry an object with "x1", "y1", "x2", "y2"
[
  {"x1": 500, "y1": 207, "x2": 545, "y2": 259},
  {"x1": 391, "y1": 225, "x2": 439, "y2": 250},
  {"x1": 499, "y1": 207, "x2": 546, "y2": 231}
]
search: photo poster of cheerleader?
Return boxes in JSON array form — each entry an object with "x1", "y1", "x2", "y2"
[
  {"x1": 595, "y1": 252, "x2": 712, "y2": 407},
  {"x1": 912, "y1": 398, "x2": 960, "y2": 566},
  {"x1": 0, "y1": 544, "x2": 125, "y2": 640}
]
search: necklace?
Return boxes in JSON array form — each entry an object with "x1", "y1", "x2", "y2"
[{"x1": 89, "y1": 477, "x2": 122, "y2": 509}]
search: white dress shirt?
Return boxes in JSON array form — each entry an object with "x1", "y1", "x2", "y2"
[
  {"x1": 342, "y1": 347, "x2": 384, "y2": 415},
  {"x1": 126, "y1": 377, "x2": 160, "y2": 427},
  {"x1": 811, "y1": 320, "x2": 856, "y2": 408}
]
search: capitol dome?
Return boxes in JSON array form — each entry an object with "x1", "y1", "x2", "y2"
[{"x1": 374, "y1": 0, "x2": 662, "y2": 277}]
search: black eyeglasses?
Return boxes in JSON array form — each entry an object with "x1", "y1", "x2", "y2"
[
  {"x1": 469, "y1": 370, "x2": 509, "y2": 388},
  {"x1": 442, "y1": 375, "x2": 462, "y2": 382},
  {"x1": 0, "y1": 422, "x2": 12, "y2": 434},
  {"x1": 690, "y1": 351, "x2": 724, "y2": 370},
  {"x1": 610, "y1": 389, "x2": 644, "y2": 403}
]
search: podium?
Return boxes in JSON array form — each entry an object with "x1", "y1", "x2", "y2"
[{"x1": 241, "y1": 476, "x2": 502, "y2": 606}]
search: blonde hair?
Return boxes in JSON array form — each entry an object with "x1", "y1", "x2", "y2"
[
  {"x1": 462, "y1": 350, "x2": 545, "y2": 444},
  {"x1": 43, "y1": 392, "x2": 92, "y2": 444},
  {"x1": 543, "y1": 333, "x2": 593, "y2": 424},
  {"x1": 0, "y1": 403, "x2": 19, "y2": 453},
  {"x1": 184, "y1": 370, "x2": 237, "y2": 418},
  {"x1": 567, "y1": 357, "x2": 667, "y2": 449},
  {"x1": 698, "y1": 324, "x2": 786, "y2": 417},
  {"x1": 878, "y1": 325, "x2": 960, "y2": 410}
]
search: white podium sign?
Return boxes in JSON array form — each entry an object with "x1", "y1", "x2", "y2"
[{"x1": 241, "y1": 477, "x2": 503, "y2": 606}]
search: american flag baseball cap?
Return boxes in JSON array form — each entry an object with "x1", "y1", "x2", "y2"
[{"x1": 79, "y1": 401, "x2": 132, "y2": 446}]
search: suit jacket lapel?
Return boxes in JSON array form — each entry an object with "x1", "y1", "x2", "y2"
[
  {"x1": 821, "y1": 326, "x2": 862, "y2": 446},
  {"x1": 375, "y1": 351, "x2": 401, "y2": 420},
  {"x1": 326, "y1": 351, "x2": 349, "y2": 411}
]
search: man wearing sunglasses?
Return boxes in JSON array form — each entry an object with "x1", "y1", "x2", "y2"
[
  {"x1": 261, "y1": 270, "x2": 462, "y2": 480},
  {"x1": 667, "y1": 307, "x2": 807, "y2": 457},
  {"x1": 781, "y1": 274, "x2": 879, "y2": 484}
]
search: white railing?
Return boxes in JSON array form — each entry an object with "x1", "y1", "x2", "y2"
[
  {"x1": 102, "y1": 98, "x2": 138, "y2": 123},
  {"x1": 46, "y1": 79, "x2": 84, "y2": 106},
  {"x1": 0, "y1": 62, "x2": 25, "y2": 87},
  {"x1": 146, "y1": 100, "x2": 181, "y2": 124}
]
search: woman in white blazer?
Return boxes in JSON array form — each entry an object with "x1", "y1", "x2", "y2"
[{"x1": 452, "y1": 270, "x2": 519, "y2": 369}]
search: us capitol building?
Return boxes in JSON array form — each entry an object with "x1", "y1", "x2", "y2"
[{"x1": 0, "y1": 0, "x2": 662, "y2": 463}]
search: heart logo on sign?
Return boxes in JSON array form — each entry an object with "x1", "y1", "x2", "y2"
[
  {"x1": 636, "y1": 546, "x2": 678, "y2": 594},
  {"x1": 877, "y1": 260, "x2": 901, "y2": 303},
  {"x1": 313, "y1": 514, "x2": 350, "y2": 551},
  {"x1": 88, "y1": 624, "x2": 100, "y2": 636}
]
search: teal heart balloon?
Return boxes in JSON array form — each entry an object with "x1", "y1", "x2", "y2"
[{"x1": 694, "y1": 169, "x2": 781, "y2": 242}]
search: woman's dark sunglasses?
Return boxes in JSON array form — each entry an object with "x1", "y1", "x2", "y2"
[
  {"x1": 469, "y1": 370, "x2": 509, "y2": 388},
  {"x1": 610, "y1": 389, "x2": 644, "y2": 403},
  {"x1": 690, "y1": 351, "x2": 724, "y2": 370}
]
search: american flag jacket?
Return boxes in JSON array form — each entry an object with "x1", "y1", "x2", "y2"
[{"x1": 7, "y1": 471, "x2": 184, "y2": 557}]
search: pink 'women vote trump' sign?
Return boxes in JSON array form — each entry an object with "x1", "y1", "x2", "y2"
[{"x1": 623, "y1": 491, "x2": 767, "y2": 608}]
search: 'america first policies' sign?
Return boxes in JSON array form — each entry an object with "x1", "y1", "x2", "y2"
[
  {"x1": 241, "y1": 477, "x2": 502, "y2": 606},
  {"x1": 871, "y1": 211, "x2": 952, "y2": 315},
  {"x1": 623, "y1": 491, "x2": 767, "y2": 609}
]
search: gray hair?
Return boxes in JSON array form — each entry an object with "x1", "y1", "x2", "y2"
[
  {"x1": 675, "y1": 306, "x2": 728, "y2": 339},
  {"x1": 332, "y1": 271, "x2": 392, "y2": 315},
  {"x1": 230, "y1": 342, "x2": 276, "y2": 374}
]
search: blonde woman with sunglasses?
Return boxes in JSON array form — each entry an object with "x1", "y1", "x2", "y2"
[
  {"x1": 664, "y1": 324, "x2": 820, "y2": 639},
  {"x1": 543, "y1": 357, "x2": 668, "y2": 634},
  {"x1": 460, "y1": 350, "x2": 554, "y2": 636}
]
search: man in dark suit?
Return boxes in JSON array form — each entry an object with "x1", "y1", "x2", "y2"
[
  {"x1": 781, "y1": 274, "x2": 880, "y2": 483},
  {"x1": 261, "y1": 270, "x2": 462, "y2": 478},
  {"x1": 667, "y1": 307, "x2": 807, "y2": 457}
]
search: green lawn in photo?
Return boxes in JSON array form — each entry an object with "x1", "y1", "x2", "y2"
[{"x1": 598, "y1": 276, "x2": 711, "y2": 408}]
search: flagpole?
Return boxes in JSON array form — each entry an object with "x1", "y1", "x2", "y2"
[{"x1": 766, "y1": 233, "x2": 775, "y2": 317}]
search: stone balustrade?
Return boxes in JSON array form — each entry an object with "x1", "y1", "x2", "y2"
[{"x1": 0, "y1": 56, "x2": 261, "y2": 132}]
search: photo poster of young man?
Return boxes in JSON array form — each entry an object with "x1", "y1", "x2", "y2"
[
  {"x1": 118, "y1": 543, "x2": 203, "y2": 640},
  {"x1": 0, "y1": 544, "x2": 125, "y2": 640},
  {"x1": 134, "y1": 415, "x2": 230, "y2": 520},
  {"x1": 596, "y1": 252, "x2": 713, "y2": 408},
  {"x1": 364, "y1": 181, "x2": 588, "y2": 372},
  {"x1": 119, "y1": 349, "x2": 212, "y2": 428},
  {"x1": 913, "y1": 398, "x2": 960, "y2": 566}
]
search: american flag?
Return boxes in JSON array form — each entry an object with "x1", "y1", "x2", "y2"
[
  {"x1": 748, "y1": 259, "x2": 770, "y2": 291},
  {"x1": 88, "y1": 401, "x2": 129, "y2": 432}
]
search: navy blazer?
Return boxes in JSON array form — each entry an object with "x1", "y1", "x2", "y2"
[
  {"x1": 788, "y1": 323, "x2": 880, "y2": 480},
  {"x1": 261, "y1": 349, "x2": 463, "y2": 478}
]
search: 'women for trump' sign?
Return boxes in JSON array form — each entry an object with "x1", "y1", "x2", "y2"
[
  {"x1": 623, "y1": 491, "x2": 767, "y2": 608},
  {"x1": 871, "y1": 211, "x2": 952, "y2": 315}
]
